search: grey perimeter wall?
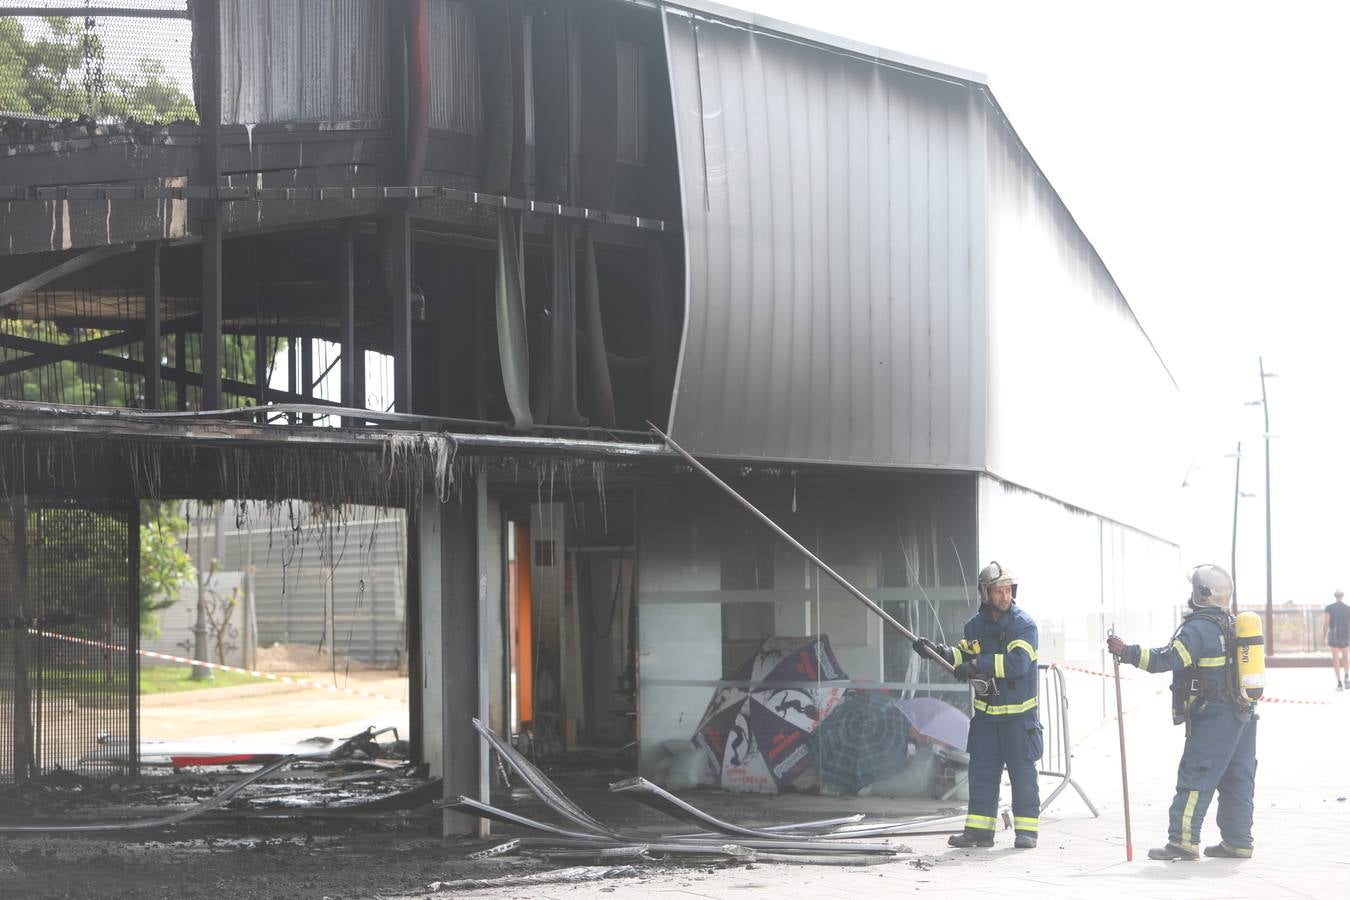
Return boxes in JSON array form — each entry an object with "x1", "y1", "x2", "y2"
[{"x1": 662, "y1": 10, "x2": 987, "y2": 468}]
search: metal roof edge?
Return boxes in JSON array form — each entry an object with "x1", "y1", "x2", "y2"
[
  {"x1": 626, "y1": 0, "x2": 988, "y2": 86},
  {"x1": 978, "y1": 469, "x2": 1181, "y2": 549}
]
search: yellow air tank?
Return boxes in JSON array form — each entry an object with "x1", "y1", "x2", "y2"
[{"x1": 1234, "y1": 612, "x2": 1265, "y2": 702}]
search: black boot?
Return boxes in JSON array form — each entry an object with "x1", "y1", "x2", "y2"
[
  {"x1": 1203, "y1": 841, "x2": 1252, "y2": 859},
  {"x1": 1014, "y1": 833, "x2": 1037, "y2": 849},
  {"x1": 948, "y1": 830, "x2": 994, "y2": 848},
  {"x1": 1147, "y1": 843, "x2": 1198, "y2": 861}
]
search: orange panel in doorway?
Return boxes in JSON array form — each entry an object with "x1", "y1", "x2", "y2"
[{"x1": 515, "y1": 522, "x2": 534, "y2": 724}]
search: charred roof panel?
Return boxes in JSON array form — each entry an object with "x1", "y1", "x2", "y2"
[{"x1": 662, "y1": 9, "x2": 986, "y2": 469}]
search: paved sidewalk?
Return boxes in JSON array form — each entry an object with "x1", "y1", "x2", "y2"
[{"x1": 446, "y1": 668, "x2": 1350, "y2": 899}]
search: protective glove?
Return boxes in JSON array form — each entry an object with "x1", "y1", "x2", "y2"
[
  {"x1": 953, "y1": 660, "x2": 978, "y2": 681},
  {"x1": 912, "y1": 637, "x2": 951, "y2": 663},
  {"x1": 956, "y1": 639, "x2": 982, "y2": 656},
  {"x1": 1106, "y1": 635, "x2": 1127, "y2": 659}
]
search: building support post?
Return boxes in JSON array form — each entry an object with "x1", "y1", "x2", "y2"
[
  {"x1": 198, "y1": 0, "x2": 223, "y2": 411},
  {"x1": 142, "y1": 243, "x2": 161, "y2": 410},
  {"x1": 338, "y1": 225, "x2": 358, "y2": 426}
]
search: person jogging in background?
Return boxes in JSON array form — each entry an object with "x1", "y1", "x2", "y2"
[{"x1": 1326, "y1": 590, "x2": 1350, "y2": 690}]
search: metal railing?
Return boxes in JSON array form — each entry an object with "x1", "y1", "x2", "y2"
[{"x1": 0, "y1": 2, "x2": 195, "y2": 124}]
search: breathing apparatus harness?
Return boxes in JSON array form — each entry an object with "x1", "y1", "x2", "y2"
[{"x1": 1169, "y1": 604, "x2": 1258, "y2": 727}]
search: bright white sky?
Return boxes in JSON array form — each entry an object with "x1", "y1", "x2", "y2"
[{"x1": 737, "y1": 0, "x2": 1349, "y2": 608}]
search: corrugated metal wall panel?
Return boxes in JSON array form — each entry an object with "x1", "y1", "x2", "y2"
[
  {"x1": 983, "y1": 117, "x2": 1183, "y2": 539},
  {"x1": 220, "y1": 0, "x2": 387, "y2": 125},
  {"x1": 662, "y1": 12, "x2": 986, "y2": 468},
  {"x1": 428, "y1": 0, "x2": 482, "y2": 135}
]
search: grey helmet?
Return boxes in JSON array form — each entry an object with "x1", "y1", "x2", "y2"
[
  {"x1": 1188, "y1": 564, "x2": 1233, "y2": 610},
  {"x1": 977, "y1": 561, "x2": 1018, "y2": 604}
]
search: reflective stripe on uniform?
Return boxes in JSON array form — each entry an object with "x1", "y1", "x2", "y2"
[
  {"x1": 994, "y1": 654, "x2": 1006, "y2": 678},
  {"x1": 1197, "y1": 656, "x2": 1227, "y2": 667},
  {"x1": 1014, "y1": 816, "x2": 1039, "y2": 833},
  {"x1": 1138, "y1": 647, "x2": 1151, "y2": 668},
  {"x1": 1220, "y1": 841, "x2": 1253, "y2": 858},
  {"x1": 1180, "y1": 789, "x2": 1200, "y2": 848},
  {"x1": 965, "y1": 814, "x2": 997, "y2": 831},
  {"x1": 1172, "y1": 639, "x2": 1194, "y2": 668},
  {"x1": 952, "y1": 648, "x2": 964, "y2": 665},
  {"x1": 1007, "y1": 638, "x2": 1037, "y2": 660},
  {"x1": 973, "y1": 696, "x2": 1039, "y2": 716}
]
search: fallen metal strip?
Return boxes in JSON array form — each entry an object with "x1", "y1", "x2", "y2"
[
  {"x1": 446, "y1": 797, "x2": 895, "y2": 857},
  {"x1": 612, "y1": 777, "x2": 896, "y2": 847},
  {"x1": 611, "y1": 776, "x2": 826, "y2": 840},
  {"x1": 470, "y1": 718, "x2": 618, "y2": 837},
  {"x1": 0, "y1": 755, "x2": 298, "y2": 833},
  {"x1": 670, "y1": 812, "x2": 865, "y2": 839},
  {"x1": 437, "y1": 796, "x2": 615, "y2": 843}
]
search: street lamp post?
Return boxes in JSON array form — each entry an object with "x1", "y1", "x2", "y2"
[{"x1": 1258, "y1": 357, "x2": 1275, "y2": 656}]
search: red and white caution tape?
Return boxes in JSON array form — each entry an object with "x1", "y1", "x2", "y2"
[
  {"x1": 1055, "y1": 661, "x2": 1332, "y2": 705},
  {"x1": 36, "y1": 630, "x2": 404, "y2": 704}
]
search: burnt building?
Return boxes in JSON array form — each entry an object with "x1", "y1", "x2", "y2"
[{"x1": 0, "y1": 0, "x2": 1181, "y2": 831}]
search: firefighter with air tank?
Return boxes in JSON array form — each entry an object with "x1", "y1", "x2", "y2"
[
  {"x1": 1107, "y1": 564, "x2": 1265, "y2": 861},
  {"x1": 916, "y1": 562, "x2": 1042, "y2": 850}
]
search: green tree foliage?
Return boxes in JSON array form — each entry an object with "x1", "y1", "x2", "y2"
[
  {"x1": 0, "y1": 15, "x2": 197, "y2": 123},
  {"x1": 139, "y1": 503, "x2": 195, "y2": 639}
]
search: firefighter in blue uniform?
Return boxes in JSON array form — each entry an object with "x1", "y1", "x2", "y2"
[
  {"x1": 916, "y1": 561, "x2": 1041, "y2": 850},
  {"x1": 1107, "y1": 564, "x2": 1259, "y2": 861}
]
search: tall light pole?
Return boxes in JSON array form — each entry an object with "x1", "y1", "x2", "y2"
[
  {"x1": 1258, "y1": 357, "x2": 1276, "y2": 656},
  {"x1": 1228, "y1": 443, "x2": 1257, "y2": 614}
]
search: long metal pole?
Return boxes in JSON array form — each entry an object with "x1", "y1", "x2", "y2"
[
  {"x1": 1112, "y1": 653, "x2": 1133, "y2": 862},
  {"x1": 1260, "y1": 357, "x2": 1273, "y2": 655},
  {"x1": 649, "y1": 424, "x2": 957, "y2": 677}
]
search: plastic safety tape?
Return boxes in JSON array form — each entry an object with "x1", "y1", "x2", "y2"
[
  {"x1": 1054, "y1": 662, "x2": 1332, "y2": 706},
  {"x1": 37, "y1": 630, "x2": 403, "y2": 704}
]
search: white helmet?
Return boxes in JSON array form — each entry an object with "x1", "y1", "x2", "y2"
[
  {"x1": 1188, "y1": 564, "x2": 1233, "y2": 610},
  {"x1": 978, "y1": 561, "x2": 1018, "y2": 603}
]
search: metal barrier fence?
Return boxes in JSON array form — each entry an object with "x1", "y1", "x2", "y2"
[
  {"x1": 939, "y1": 664, "x2": 1098, "y2": 817},
  {"x1": 1247, "y1": 605, "x2": 1338, "y2": 654},
  {"x1": 0, "y1": 501, "x2": 139, "y2": 784},
  {"x1": 1037, "y1": 663, "x2": 1097, "y2": 816},
  {"x1": 0, "y1": 1, "x2": 195, "y2": 124}
]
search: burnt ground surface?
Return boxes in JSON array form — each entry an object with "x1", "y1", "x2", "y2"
[{"x1": 0, "y1": 762, "x2": 944, "y2": 900}]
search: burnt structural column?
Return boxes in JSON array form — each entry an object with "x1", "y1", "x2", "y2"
[
  {"x1": 416, "y1": 484, "x2": 484, "y2": 838},
  {"x1": 382, "y1": 215, "x2": 413, "y2": 413},
  {"x1": 338, "y1": 225, "x2": 359, "y2": 425},
  {"x1": 197, "y1": 0, "x2": 223, "y2": 410},
  {"x1": 142, "y1": 244, "x2": 161, "y2": 409},
  {"x1": 384, "y1": 1, "x2": 413, "y2": 414}
]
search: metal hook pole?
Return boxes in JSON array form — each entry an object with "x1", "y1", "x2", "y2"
[{"x1": 649, "y1": 423, "x2": 959, "y2": 678}]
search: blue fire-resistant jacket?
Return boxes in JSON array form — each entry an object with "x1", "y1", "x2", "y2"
[{"x1": 952, "y1": 604, "x2": 1040, "y2": 719}]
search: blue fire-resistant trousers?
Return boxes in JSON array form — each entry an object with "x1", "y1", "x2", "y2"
[
  {"x1": 1167, "y1": 701, "x2": 1258, "y2": 854},
  {"x1": 964, "y1": 715, "x2": 1043, "y2": 837}
]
